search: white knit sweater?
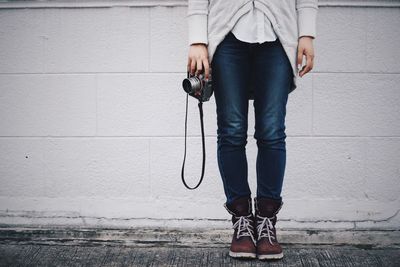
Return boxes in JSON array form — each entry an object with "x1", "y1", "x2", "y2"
[{"x1": 186, "y1": 0, "x2": 319, "y2": 94}]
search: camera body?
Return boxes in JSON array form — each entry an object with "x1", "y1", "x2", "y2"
[{"x1": 182, "y1": 72, "x2": 213, "y2": 102}]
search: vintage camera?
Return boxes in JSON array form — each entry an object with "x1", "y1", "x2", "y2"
[
  {"x1": 180, "y1": 71, "x2": 212, "y2": 190},
  {"x1": 182, "y1": 71, "x2": 213, "y2": 102}
]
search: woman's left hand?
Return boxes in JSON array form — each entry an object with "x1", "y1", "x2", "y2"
[{"x1": 297, "y1": 36, "x2": 315, "y2": 77}]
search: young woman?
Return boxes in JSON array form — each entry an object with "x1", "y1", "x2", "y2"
[{"x1": 186, "y1": 0, "x2": 318, "y2": 261}]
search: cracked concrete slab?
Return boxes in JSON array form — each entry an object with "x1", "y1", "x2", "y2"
[
  {"x1": 0, "y1": 227, "x2": 399, "y2": 266},
  {"x1": 0, "y1": 243, "x2": 399, "y2": 266}
]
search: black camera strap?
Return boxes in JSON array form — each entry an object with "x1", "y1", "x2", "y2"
[{"x1": 181, "y1": 93, "x2": 206, "y2": 190}]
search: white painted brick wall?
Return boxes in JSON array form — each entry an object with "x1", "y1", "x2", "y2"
[{"x1": 0, "y1": 1, "x2": 399, "y2": 231}]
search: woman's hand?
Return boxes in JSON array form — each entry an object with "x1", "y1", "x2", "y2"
[
  {"x1": 187, "y1": 43, "x2": 211, "y2": 81},
  {"x1": 297, "y1": 36, "x2": 315, "y2": 78}
]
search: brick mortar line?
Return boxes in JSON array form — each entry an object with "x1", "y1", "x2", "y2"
[{"x1": 0, "y1": 0, "x2": 400, "y2": 8}]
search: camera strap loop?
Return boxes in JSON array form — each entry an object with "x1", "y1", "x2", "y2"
[{"x1": 181, "y1": 93, "x2": 206, "y2": 190}]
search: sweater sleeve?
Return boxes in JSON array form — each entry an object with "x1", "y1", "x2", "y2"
[
  {"x1": 296, "y1": 0, "x2": 319, "y2": 38},
  {"x1": 187, "y1": 0, "x2": 209, "y2": 45}
]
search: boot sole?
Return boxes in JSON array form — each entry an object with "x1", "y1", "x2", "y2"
[
  {"x1": 229, "y1": 250, "x2": 257, "y2": 259},
  {"x1": 257, "y1": 252, "x2": 284, "y2": 260}
]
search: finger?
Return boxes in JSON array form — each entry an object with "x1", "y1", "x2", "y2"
[
  {"x1": 303, "y1": 53, "x2": 314, "y2": 76},
  {"x1": 308, "y1": 53, "x2": 315, "y2": 70},
  {"x1": 203, "y1": 58, "x2": 210, "y2": 80},
  {"x1": 299, "y1": 58, "x2": 312, "y2": 77},
  {"x1": 297, "y1": 47, "x2": 304, "y2": 69},
  {"x1": 190, "y1": 58, "x2": 196, "y2": 75},
  {"x1": 196, "y1": 58, "x2": 203, "y2": 76},
  {"x1": 299, "y1": 64, "x2": 311, "y2": 77}
]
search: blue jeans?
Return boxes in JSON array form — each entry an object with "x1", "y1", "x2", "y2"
[{"x1": 211, "y1": 31, "x2": 292, "y2": 206}]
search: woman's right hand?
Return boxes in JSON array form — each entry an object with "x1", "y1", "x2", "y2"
[{"x1": 187, "y1": 43, "x2": 211, "y2": 81}]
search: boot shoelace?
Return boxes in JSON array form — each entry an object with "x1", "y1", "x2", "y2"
[
  {"x1": 232, "y1": 214, "x2": 257, "y2": 245},
  {"x1": 256, "y1": 214, "x2": 276, "y2": 245}
]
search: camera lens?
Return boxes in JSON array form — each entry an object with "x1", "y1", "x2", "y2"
[{"x1": 182, "y1": 77, "x2": 200, "y2": 94}]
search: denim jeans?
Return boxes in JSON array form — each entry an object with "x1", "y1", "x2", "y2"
[{"x1": 211, "y1": 31, "x2": 292, "y2": 206}]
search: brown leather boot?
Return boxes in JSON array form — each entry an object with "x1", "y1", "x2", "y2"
[
  {"x1": 254, "y1": 196, "x2": 284, "y2": 260},
  {"x1": 223, "y1": 195, "x2": 257, "y2": 259}
]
